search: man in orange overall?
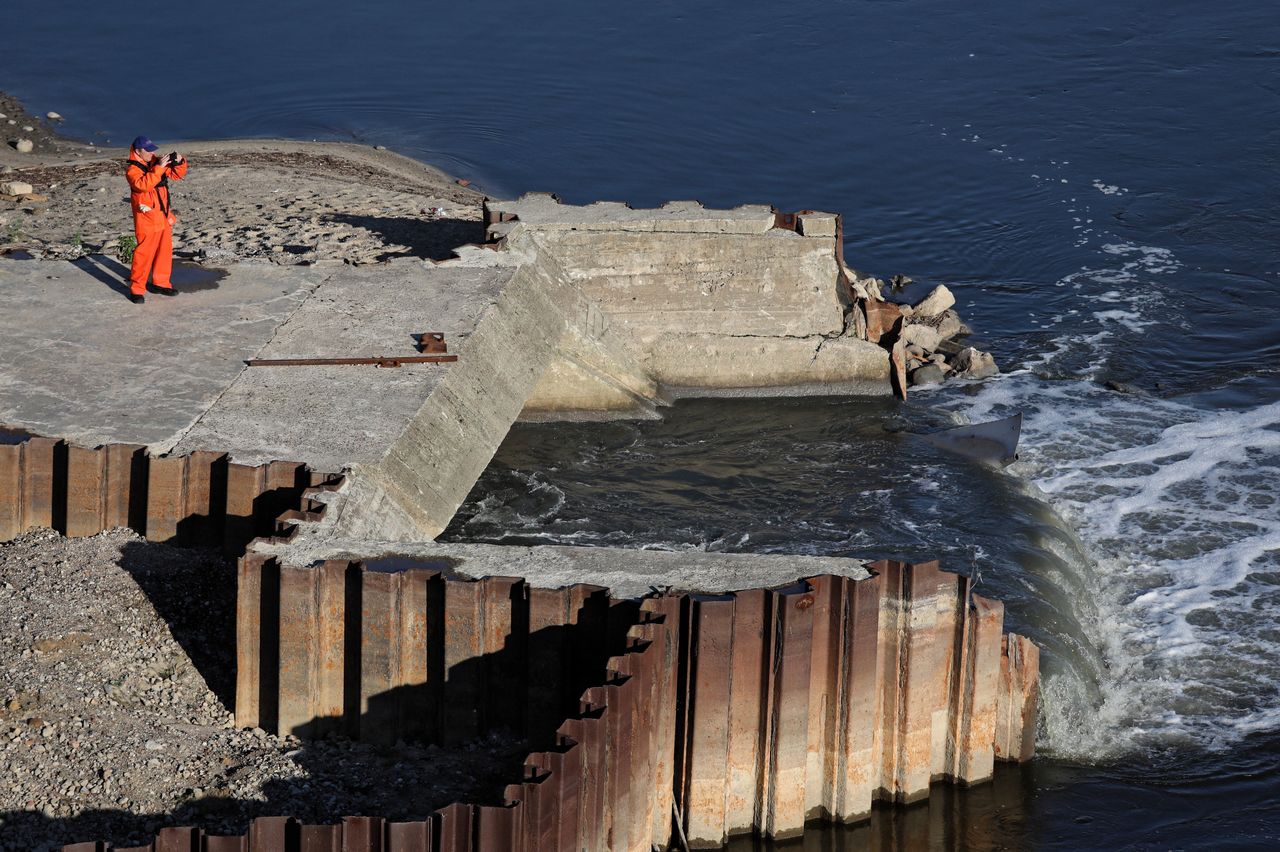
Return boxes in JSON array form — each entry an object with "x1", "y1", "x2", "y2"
[{"x1": 125, "y1": 135, "x2": 188, "y2": 304}]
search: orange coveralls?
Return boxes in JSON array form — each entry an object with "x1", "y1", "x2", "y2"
[{"x1": 125, "y1": 156, "x2": 188, "y2": 295}]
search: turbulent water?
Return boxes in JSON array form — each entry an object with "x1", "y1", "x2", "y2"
[{"x1": 5, "y1": 0, "x2": 1280, "y2": 846}]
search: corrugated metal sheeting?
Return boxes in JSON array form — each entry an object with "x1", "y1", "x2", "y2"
[
  {"x1": 0, "y1": 438, "x2": 341, "y2": 554},
  {"x1": 231, "y1": 558, "x2": 1037, "y2": 849},
  {"x1": 0, "y1": 436, "x2": 1039, "y2": 850}
]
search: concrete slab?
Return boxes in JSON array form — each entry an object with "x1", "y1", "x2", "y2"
[
  {"x1": 173, "y1": 260, "x2": 513, "y2": 469},
  {"x1": 0, "y1": 255, "x2": 322, "y2": 449},
  {"x1": 258, "y1": 533, "x2": 873, "y2": 600}
]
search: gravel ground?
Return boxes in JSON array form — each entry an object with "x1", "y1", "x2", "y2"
[
  {"x1": 0, "y1": 529, "x2": 528, "y2": 852},
  {"x1": 1, "y1": 91, "x2": 488, "y2": 269}
]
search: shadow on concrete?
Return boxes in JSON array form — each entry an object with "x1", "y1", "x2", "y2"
[
  {"x1": 321, "y1": 214, "x2": 485, "y2": 262},
  {"x1": 72, "y1": 254, "x2": 132, "y2": 299}
]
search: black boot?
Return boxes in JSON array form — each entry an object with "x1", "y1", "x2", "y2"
[
  {"x1": 147, "y1": 284, "x2": 177, "y2": 296},
  {"x1": 129, "y1": 293, "x2": 146, "y2": 304}
]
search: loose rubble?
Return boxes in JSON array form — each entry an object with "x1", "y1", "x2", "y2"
[
  {"x1": 844, "y1": 268, "x2": 999, "y2": 388},
  {"x1": 0, "y1": 528, "x2": 527, "y2": 852}
]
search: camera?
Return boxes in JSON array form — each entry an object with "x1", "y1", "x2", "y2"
[{"x1": 167, "y1": 151, "x2": 181, "y2": 165}]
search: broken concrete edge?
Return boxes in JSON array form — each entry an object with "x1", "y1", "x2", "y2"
[
  {"x1": 332, "y1": 197, "x2": 901, "y2": 539},
  {"x1": 473, "y1": 194, "x2": 996, "y2": 400}
]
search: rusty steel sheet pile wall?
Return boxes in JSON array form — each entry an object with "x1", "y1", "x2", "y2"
[
  {"x1": 228, "y1": 556, "x2": 1036, "y2": 849},
  {"x1": 0, "y1": 437, "x2": 341, "y2": 554},
  {"x1": 235, "y1": 555, "x2": 642, "y2": 747},
  {"x1": 669, "y1": 561, "x2": 1039, "y2": 847}
]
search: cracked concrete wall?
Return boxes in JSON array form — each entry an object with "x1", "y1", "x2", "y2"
[{"x1": 489, "y1": 196, "x2": 892, "y2": 406}]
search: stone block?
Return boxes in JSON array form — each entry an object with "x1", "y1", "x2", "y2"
[
  {"x1": 796, "y1": 212, "x2": 838, "y2": 238},
  {"x1": 913, "y1": 284, "x2": 955, "y2": 317}
]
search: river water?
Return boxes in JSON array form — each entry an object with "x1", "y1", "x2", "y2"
[{"x1": 4, "y1": 0, "x2": 1279, "y2": 847}]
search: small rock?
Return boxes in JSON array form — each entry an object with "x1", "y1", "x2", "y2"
[
  {"x1": 910, "y1": 364, "x2": 945, "y2": 386},
  {"x1": 456, "y1": 178, "x2": 470, "y2": 187},
  {"x1": 21, "y1": 125, "x2": 34, "y2": 133},
  {"x1": 374, "y1": 145, "x2": 387, "y2": 151},
  {"x1": 902, "y1": 323, "x2": 941, "y2": 352},
  {"x1": 46, "y1": 111, "x2": 63, "y2": 121},
  {"x1": 935, "y1": 309, "x2": 965, "y2": 341},
  {"x1": 953, "y1": 346, "x2": 999, "y2": 379},
  {"x1": 913, "y1": 284, "x2": 956, "y2": 318},
  {"x1": 1103, "y1": 379, "x2": 1139, "y2": 394},
  {"x1": 14, "y1": 139, "x2": 34, "y2": 154},
  {"x1": 144, "y1": 739, "x2": 165, "y2": 751}
]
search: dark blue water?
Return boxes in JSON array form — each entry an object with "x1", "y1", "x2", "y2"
[{"x1": 6, "y1": 1, "x2": 1280, "y2": 847}]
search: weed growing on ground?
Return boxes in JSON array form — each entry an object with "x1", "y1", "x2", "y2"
[{"x1": 117, "y1": 234, "x2": 137, "y2": 264}]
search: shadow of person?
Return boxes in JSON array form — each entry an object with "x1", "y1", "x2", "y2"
[
  {"x1": 321, "y1": 214, "x2": 485, "y2": 262},
  {"x1": 72, "y1": 253, "x2": 133, "y2": 299}
]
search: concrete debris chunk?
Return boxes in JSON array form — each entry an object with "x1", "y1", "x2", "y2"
[
  {"x1": 910, "y1": 363, "x2": 945, "y2": 386},
  {"x1": 796, "y1": 212, "x2": 838, "y2": 237},
  {"x1": 935, "y1": 308, "x2": 966, "y2": 341},
  {"x1": 913, "y1": 283, "x2": 955, "y2": 317},
  {"x1": 14, "y1": 138, "x2": 34, "y2": 154},
  {"x1": 953, "y1": 346, "x2": 999, "y2": 379},
  {"x1": 2, "y1": 180, "x2": 34, "y2": 197},
  {"x1": 902, "y1": 322, "x2": 941, "y2": 352}
]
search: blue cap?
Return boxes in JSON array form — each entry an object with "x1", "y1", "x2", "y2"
[{"x1": 131, "y1": 135, "x2": 158, "y2": 152}]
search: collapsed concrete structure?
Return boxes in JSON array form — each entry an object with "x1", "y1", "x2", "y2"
[
  {"x1": 0, "y1": 197, "x2": 1034, "y2": 850},
  {"x1": 335, "y1": 197, "x2": 894, "y2": 543}
]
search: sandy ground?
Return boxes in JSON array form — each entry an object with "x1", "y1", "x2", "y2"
[
  {"x1": 0, "y1": 92, "x2": 487, "y2": 266},
  {"x1": 0, "y1": 528, "x2": 527, "y2": 852}
]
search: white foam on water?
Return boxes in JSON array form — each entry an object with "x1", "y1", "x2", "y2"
[
  {"x1": 942, "y1": 373, "x2": 1280, "y2": 761},
  {"x1": 1092, "y1": 179, "x2": 1128, "y2": 196}
]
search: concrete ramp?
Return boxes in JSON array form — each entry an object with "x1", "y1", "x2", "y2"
[{"x1": 334, "y1": 243, "x2": 652, "y2": 540}]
